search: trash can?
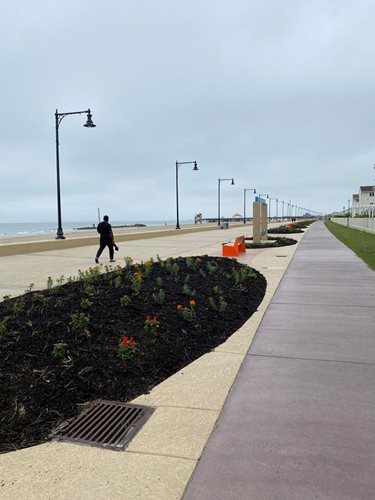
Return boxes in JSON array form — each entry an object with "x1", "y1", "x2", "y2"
[{"x1": 221, "y1": 222, "x2": 229, "y2": 229}]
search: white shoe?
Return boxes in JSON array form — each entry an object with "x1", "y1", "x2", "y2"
[{"x1": 110, "y1": 259, "x2": 116, "y2": 262}]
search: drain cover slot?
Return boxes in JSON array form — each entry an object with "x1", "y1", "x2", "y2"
[{"x1": 53, "y1": 400, "x2": 154, "y2": 451}]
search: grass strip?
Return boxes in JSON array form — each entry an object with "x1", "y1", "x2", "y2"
[{"x1": 325, "y1": 220, "x2": 375, "y2": 270}]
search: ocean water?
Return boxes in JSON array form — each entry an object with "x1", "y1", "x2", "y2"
[{"x1": 0, "y1": 220, "x2": 190, "y2": 238}]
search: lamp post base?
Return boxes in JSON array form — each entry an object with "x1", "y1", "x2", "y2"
[
  {"x1": 175, "y1": 224, "x2": 181, "y2": 230},
  {"x1": 56, "y1": 229, "x2": 65, "y2": 239}
]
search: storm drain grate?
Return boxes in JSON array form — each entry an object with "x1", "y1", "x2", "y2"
[{"x1": 52, "y1": 400, "x2": 154, "y2": 451}]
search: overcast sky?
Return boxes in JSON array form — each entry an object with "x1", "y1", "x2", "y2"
[{"x1": 1, "y1": 0, "x2": 375, "y2": 223}]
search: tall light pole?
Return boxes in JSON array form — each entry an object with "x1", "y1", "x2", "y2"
[
  {"x1": 55, "y1": 108, "x2": 96, "y2": 239},
  {"x1": 218, "y1": 178, "x2": 234, "y2": 226},
  {"x1": 269, "y1": 197, "x2": 277, "y2": 220},
  {"x1": 281, "y1": 200, "x2": 285, "y2": 219},
  {"x1": 175, "y1": 161, "x2": 198, "y2": 229},
  {"x1": 243, "y1": 188, "x2": 256, "y2": 223}
]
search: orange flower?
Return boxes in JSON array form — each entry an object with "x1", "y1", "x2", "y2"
[
  {"x1": 189, "y1": 299, "x2": 196, "y2": 306},
  {"x1": 177, "y1": 304, "x2": 182, "y2": 311}
]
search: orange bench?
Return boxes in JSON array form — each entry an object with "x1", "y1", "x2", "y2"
[{"x1": 222, "y1": 236, "x2": 246, "y2": 257}]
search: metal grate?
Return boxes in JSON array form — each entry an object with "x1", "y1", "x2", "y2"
[{"x1": 52, "y1": 400, "x2": 154, "y2": 451}]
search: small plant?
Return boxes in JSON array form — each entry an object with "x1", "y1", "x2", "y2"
[
  {"x1": 209, "y1": 296, "x2": 228, "y2": 313},
  {"x1": 233, "y1": 266, "x2": 257, "y2": 285},
  {"x1": 156, "y1": 276, "x2": 163, "y2": 287},
  {"x1": 213, "y1": 285, "x2": 223, "y2": 295},
  {"x1": 31, "y1": 292, "x2": 46, "y2": 304},
  {"x1": 124, "y1": 256, "x2": 133, "y2": 268},
  {"x1": 130, "y1": 272, "x2": 142, "y2": 294},
  {"x1": 112, "y1": 275, "x2": 122, "y2": 288},
  {"x1": 140, "y1": 259, "x2": 153, "y2": 277},
  {"x1": 80, "y1": 298, "x2": 93, "y2": 310},
  {"x1": 2, "y1": 295, "x2": 11, "y2": 301},
  {"x1": 186, "y1": 257, "x2": 197, "y2": 269},
  {"x1": 199, "y1": 269, "x2": 206, "y2": 278},
  {"x1": 177, "y1": 300, "x2": 196, "y2": 322},
  {"x1": 120, "y1": 295, "x2": 132, "y2": 307},
  {"x1": 25, "y1": 283, "x2": 35, "y2": 293},
  {"x1": 144, "y1": 315, "x2": 160, "y2": 333},
  {"x1": 206, "y1": 261, "x2": 218, "y2": 275},
  {"x1": 69, "y1": 312, "x2": 90, "y2": 333},
  {"x1": 46, "y1": 276, "x2": 54, "y2": 290},
  {"x1": 118, "y1": 336, "x2": 136, "y2": 360},
  {"x1": 156, "y1": 254, "x2": 165, "y2": 267},
  {"x1": 77, "y1": 267, "x2": 101, "y2": 283},
  {"x1": 0, "y1": 316, "x2": 10, "y2": 335},
  {"x1": 52, "y1": 342, "x2": 67, "y2": 360},
  {"x1": 182, "y1": 283, "x2": 196, "y2": 297},
  {"x1": 152, "y1": 289, "x2": 165, "y2": 305},
  {"x1": 56, "y1": 275, "x2": 66, "y2": 286},
  {"x1": 12, "y1": 301, "x2": 25, "y2": 315},
  {"x1": 184, "y1": 274, "x2": 191, "y2": 284},
  {"x1": 165, "y1": 259, "x2": 180, "y2": 279},
  {"x1": 83, "y1": 284, "x2": 96, "y2": 297}
]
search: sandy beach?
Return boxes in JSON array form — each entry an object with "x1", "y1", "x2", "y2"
[{"x1": 0, "y1": 223, "x2": 202, "y2": 246}]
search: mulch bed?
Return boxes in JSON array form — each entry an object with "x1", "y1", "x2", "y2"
[
  {"x1": 245, "y1": 236, "x2": 297, "y2": 248},
  {"x1": 0, "y1": 255, "x2": 266, "y2": 454}
]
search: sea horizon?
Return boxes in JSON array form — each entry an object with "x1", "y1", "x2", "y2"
[{"x1": 0, "y1": 220, "x2": 194, "y2": 238}]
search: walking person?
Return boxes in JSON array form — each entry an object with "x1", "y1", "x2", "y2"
[{"x1": 95, "y1": 215, "x2": 118, "y2": 264}]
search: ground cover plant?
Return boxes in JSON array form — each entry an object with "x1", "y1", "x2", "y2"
[
  {"x1": 0, "y1": 255, "x2": 266, "y2": 454},
  {"x1": 325, "y1": 220, "x2": 375, "y2": 270},
  {"x1": 245, "y1": 236, "x2": 297, "y2": 248}
]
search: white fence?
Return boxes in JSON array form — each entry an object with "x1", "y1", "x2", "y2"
[{"x1": 331, "y1": 217, "x2": 375, "y2": 235}]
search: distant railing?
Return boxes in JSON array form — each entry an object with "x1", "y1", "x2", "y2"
[{"x1": 199, "y1": 216, "x2": 309, "y2": 224}]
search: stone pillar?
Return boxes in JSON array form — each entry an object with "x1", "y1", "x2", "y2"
[
  {"x1": 253, "y1": 202, "x2": 261, "y2": 244},
  {"x1": 261, "y1": 202, "x2": 268, "y2": 241}
]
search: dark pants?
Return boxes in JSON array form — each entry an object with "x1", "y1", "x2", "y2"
[{"x1": 96, "y1": 238, "x2": 114, "y2": 260}]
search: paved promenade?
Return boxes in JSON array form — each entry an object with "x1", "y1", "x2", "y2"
[
  {"x1": 183, "y1": 221, "x2": 375, "y2": 500},
  {"x1": 2, "y1": 221, "x2": 374, "y2": 499}
]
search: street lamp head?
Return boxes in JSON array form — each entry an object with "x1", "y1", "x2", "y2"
[
  {"x1": 84, "y1": 109, "x2": 96, "y2": 128},
  {"x1": 231, "y1": 178, "x2": 235, "y2": 185},
  {"x1": 193, "y1": 161, "x2": 199, "y2": 171}
]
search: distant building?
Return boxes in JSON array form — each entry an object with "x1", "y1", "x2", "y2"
[
  {"x1": 359, "y1": 185, "x2": 375, "y2": 205},
  {"x1": 352, "y1": 186, "x2": 374, "y2": 216}
]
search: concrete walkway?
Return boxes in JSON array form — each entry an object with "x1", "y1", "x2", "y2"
[{"x1": 183, "y1": 221, "x2": 375, "y2": 500}]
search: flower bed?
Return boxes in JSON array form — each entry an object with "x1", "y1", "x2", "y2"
[
  {"x1": 245, "y1": 236, "x2": 297, "y2": 248},
  {"x1": 0, "y1": 255, "x2": 266, "y2": 454}
]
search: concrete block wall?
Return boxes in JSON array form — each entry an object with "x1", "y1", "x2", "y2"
[{"x1": 331, "y1": 217, "x2": 375, "y2": 235}]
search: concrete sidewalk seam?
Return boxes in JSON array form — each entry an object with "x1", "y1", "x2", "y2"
[{"x1": 249, "y1": 352, "x2": 375, "y2": 366}]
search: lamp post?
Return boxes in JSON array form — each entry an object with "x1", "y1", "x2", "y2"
[
  {"x1": 269, "y1": 197, "x2": 278, "y2": 221},
  {"x1": 218, "y1": 178, "x2": 234, "y2": 226},
  {"x1": 281, "y1": 200, "x2": 285, "y2": 219},
  {"x1": 175, "y1": 161, "x2": 198, "y2": 229},
  {"x1": 55, "y1": 108, "x2": 96, "y2": 239},
  {"x1": 243, "y1": 188, "x2": 256, "y2": 223}
]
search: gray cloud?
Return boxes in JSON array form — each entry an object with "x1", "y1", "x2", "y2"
[{"x1": 1, "y1": 0, "x2": 375, "y2": 223}]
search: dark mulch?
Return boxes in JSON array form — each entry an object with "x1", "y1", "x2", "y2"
[
  {"x1": 245, "y1": 236, "x2": 297, "y2": 248},
  {"x1": 268, "y1": 226, "x2": 304, "y2": 234},
  {"x1": 0, "y1": 255, "x2": 266, "y2": 454}
]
